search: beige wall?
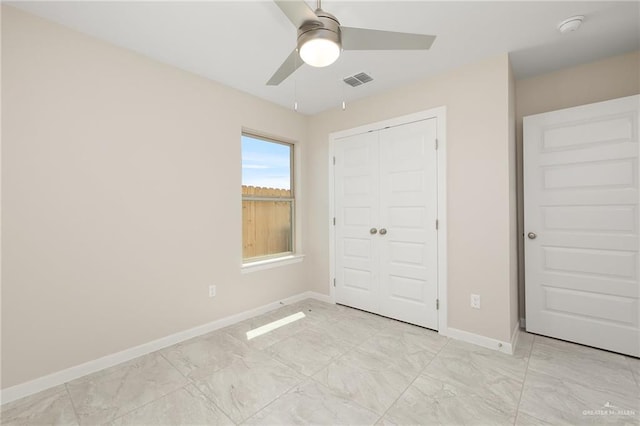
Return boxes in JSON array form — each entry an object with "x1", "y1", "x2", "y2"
[
  {"x1": 1, "y1": 6, "x2": 309, "y2": 388},
  {"x1": 515, "y1": 51, "x2": 640, "y2": 322},
  {"x1": 307, "y1": 54, "x2": 516, "y2": 343}
]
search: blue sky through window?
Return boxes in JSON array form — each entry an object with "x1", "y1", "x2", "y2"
[{"x1": 242, "y1": 135, "x2": 291, "y2": 190}]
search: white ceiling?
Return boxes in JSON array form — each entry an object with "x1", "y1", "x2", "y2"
[{"x1": 10, "y1": 1, "x2": 640, "y2": 115}]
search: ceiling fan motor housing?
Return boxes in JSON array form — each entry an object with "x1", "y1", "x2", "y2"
[{"x1": 297, "y1": 9, "x2": 342, "y2": 51}]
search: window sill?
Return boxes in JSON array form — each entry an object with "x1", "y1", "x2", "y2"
[{"x1": 241, "y1": 254, "x2": 305, "y2": 274}]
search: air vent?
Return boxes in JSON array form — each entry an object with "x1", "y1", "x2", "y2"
[
  {"x1": 354, "y1": 72, "x2": 373, "y2": 83},
  {"x1": 343, "y1": 72, "x2": 374, "y2": 87},
  {"x1": 343, "y1": 76, "x2": 362, "y2": 87}
]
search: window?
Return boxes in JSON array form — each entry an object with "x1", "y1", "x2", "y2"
[{"x1": 242, "y1": 133, "x2": 294, "y2": 262}]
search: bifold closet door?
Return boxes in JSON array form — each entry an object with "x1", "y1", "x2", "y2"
[
  {"x1": 379, "y1": 120, "x2": 438, "y2": 329},
  {"x1": 334, "y1": 118, "x2": 439, "y2": 330},
  {"x1": 334, "y1": 131, "x2": 380, "y2": 313}
]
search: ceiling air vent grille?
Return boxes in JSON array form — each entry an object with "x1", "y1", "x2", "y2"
[
  {"x1": 354, "y1": 72, "x2": 373, "y2": 83},
  {"x1": 343, "y1": 72, "x2": 374, "y2": 87}
]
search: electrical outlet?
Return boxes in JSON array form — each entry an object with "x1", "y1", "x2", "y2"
[
  {"x1": 470, "y1": 294, "x2": 481, "y2": 309},
  {"x1": 209, "y1": 285, "x2": 216, "y2": 298}
]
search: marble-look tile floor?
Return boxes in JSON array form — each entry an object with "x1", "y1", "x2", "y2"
[{"x1": 2, "y1": 299, "x2": 639, "y2": 425}]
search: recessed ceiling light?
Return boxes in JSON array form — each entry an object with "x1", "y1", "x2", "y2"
[{"x1": 558, "y1": 15, "x2": 584, "y2": 34}]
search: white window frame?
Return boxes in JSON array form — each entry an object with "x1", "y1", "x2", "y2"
[{"x1": 241, "y1": 131, "x2": 303, "y2": 272}]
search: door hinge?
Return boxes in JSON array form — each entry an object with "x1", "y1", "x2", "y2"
[
  {"x1": 333, "y1": 278, "x2": 336, "y2": 287},
  {"x1": 436, "y1": 299, "x2": 439, "y2": 310},
  {"x1": 435, "y1": 219, "x2": 439, "y2": 230},
  {"x1": 435, "y1": 139, "x2": 438, "y2": 150},
  {"x1": 333, "y1": 156, "x2": 336, "y2": 165},
  {"x1": 333, "y1": 217, "x2": 336, "y2": 226}
]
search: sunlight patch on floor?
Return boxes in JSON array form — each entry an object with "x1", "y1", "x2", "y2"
[{"x1": 246, "y1": 311, "x2": 306, "y2": 340}]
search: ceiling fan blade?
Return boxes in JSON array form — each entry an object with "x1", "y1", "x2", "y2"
[
  {"x1": 267, "y1": 49, "x2": 304, "y2": 86},
  {"x1": 274, "y1": 0, "x2": 321, "y2": 28},
  {"x1": 341, "y1": 27, "x2": 436, "y2": 51}
]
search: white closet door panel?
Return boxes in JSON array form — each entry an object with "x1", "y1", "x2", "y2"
[
  {"x1": 525, "y1": 95, "x2": 640, "y2": 357},
  {"x1": 334, "y1": 132, "x2": 379, "y2": 312},
  {"x1": 379, "y1": 119, "x2": 439, "y2": 329}
]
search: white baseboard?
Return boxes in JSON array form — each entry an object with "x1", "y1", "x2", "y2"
[
  {"x1": 1, "y1": 291, "x2": 330, "y2": 405},
  {"x1": 307, "y1": 291, "x2": 332, "y2": 304},
  {"x1": 443, "y1": 325, "x2": 516, "y2": 355}
]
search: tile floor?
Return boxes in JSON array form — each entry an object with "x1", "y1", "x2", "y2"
[{"x1": 2, "y1": 298, "x2": 639, "y2": 425}]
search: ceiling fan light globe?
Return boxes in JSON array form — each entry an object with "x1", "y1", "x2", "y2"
[{"x1": 299, "y1": 38, "x2": 340, "y2": 67}]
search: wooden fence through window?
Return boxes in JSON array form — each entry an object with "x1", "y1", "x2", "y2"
[{"x1": 242, "y1": 185, "x2": 292, "y2": 259}]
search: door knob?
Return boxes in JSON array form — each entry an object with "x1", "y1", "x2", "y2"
[
  {"x1": 379, "y1": 228, "x2": 387, "y2": 235},
  {"x1": 370, "y1": 228, "x2": 378, "y2": 235},
  {"x1": 527, "y1": 232, "x2": 537, "y2": 240}
]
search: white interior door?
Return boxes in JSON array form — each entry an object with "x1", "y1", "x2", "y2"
[
  {"x1": 379, "y1": 120, "x2": 438, "y2": 329},
  {"x1": 524, "y1": 95, "x2": 640, "y2": 357},
  {"x1": 334, "y1": 118, "x2": 439, "y2": 330},
  {"x1": 334, "y1": 132, "x2": 379, "y2": 313}
]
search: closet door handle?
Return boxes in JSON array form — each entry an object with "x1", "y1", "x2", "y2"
[
  {"x1": 369, "y1": 228, "x2": 378, "y2": 235},
  {"x1": 379, "y1": 228, "x2": 387, "y2": 235}
]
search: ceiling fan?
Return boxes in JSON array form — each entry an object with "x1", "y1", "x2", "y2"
[{"x1": 267, "y1": 0, "x2": 437, "y2": 85}]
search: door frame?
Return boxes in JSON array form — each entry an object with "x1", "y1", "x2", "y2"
[{"x1": 328, "y1": 106, "x2": 448, "y2": 333}]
